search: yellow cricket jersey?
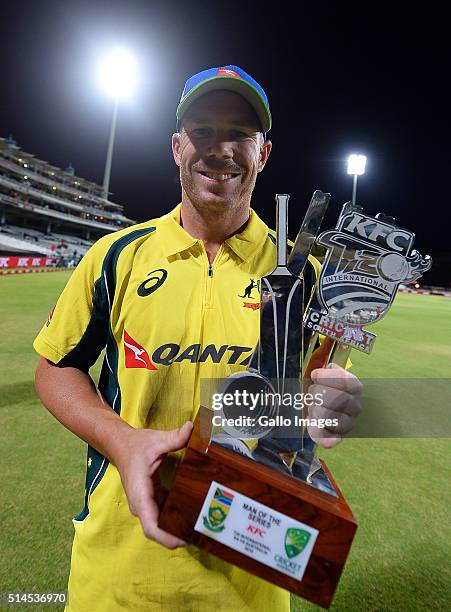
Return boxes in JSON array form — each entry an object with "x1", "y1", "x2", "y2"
[{"x1": 33, "y1": 203, "x2": 319, "y2": 612}]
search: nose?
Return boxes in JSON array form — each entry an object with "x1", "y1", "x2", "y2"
[{"x1": 206, "y1": 135, "x2": 234, "y2": 160}]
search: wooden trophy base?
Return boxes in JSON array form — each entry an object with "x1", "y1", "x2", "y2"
[{"x1": 159, "y1": 406, "x2": 357, "y2": 609}]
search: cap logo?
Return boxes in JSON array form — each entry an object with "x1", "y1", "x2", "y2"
[{"x1": 216, "y1": 68, "x2": 241, "y2": 78}]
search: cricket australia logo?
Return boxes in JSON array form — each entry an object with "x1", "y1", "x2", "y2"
[
  {"x1": 305, "y1": 208, "x2": 432, "y2": 353},
  {"x1": 284, "y1": 528, "x2": 311, "y2": 558},
  {"x1": 238, "y1": 278, "x2": 260, "y2": 299},
  {"x1": 203, "y1": 487, "x2": 234, "y2": 532},
  {"x1": 239, "y1": 278, "x2": 262, "y2": 310}
]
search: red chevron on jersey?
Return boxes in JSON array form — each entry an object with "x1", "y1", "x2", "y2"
[{"x1": 124, "y1": 330, "x2": 156, "y2": 370}]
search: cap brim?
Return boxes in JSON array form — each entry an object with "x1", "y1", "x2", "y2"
[{"x1": 176, "y1": 76, "x2": 272, "y2": 133}]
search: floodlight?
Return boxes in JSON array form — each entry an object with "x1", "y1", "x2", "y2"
[
  {"x1": 347, "y1": 154, "x2": 367, "y2": 176},
  {"x1": 98, "y1": 48, "x2": 137, "y2": 99}
]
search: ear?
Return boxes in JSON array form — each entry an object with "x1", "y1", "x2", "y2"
[
  {"x1": 257, "y1": 139, "x2": 272, "y2": 173},
  {"x1": 172, "y1": 133, "x2": 181, "y2": 167}
]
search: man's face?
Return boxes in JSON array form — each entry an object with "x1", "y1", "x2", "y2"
[{"x1": 172, "y1": 90, "x2": 272, "y2": 213}]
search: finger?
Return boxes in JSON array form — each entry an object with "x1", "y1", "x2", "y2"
[
  {"x1": 154, "y1": 421, "x2": 194, "y2": 455},
  {"x1": 309, "y1": 384, "x2": 362, "y2": 418},
  {"x1": 311, "y1": 364, "x2": 363, "y2": 395},
  {"x1": 308, "y1": 402, "x2": 355, "y2": 434},
  {"x1": 141, "y1": 515, "x2": 187, "y2": 549},
  {"x1": 307, "y1": 425, "x2": 342, "y2": 449},
  {"x1": 310, "y1": 434, "x2": 343, "y2": 449},
  {"x1": 131, "y1": 476, "x2": 186, "y2": 549}
]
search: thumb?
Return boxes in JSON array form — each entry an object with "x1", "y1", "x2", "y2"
[{"x1": 156, "y1": 421, "x2": 193, "y2": 454}]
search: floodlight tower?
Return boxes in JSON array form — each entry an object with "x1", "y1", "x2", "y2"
[
  {"x1": 98, "y1": 48, "x2": 137, "y2": 200},
  {"x1": 347, "y1": 154, "x2": 367, "y2": 205}
]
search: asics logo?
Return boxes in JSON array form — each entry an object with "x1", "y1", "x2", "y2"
[{"x1": 137, "y1": 269, "x2": 168, "y2": 297}]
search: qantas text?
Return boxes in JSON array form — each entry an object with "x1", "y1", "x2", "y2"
[{"x1": 150, "y1": 343, "x2": 254, "y2": 366}]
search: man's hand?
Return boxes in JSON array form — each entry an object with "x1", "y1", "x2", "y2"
[
  {"x1": 307, "y1": 364, "x2": 363, "y2": 448},
  {"x1": 35, "y1": 358, "x2": 194, "y2": 550},
  {"x1": 113, "y1": 421, "x2": 193, "y2": 549}
]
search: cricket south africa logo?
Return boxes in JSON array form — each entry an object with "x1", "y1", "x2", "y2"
[
  {"x1": 284, "y1": 528, "x2": 311, "y2": 558},
  {"x1": 203, "y1": 487, "x2": 234, "y2": 532}
]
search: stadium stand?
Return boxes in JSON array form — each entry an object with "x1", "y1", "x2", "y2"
[{"x1": 0, "y1": 134, "x2": 135, "y2": 267}]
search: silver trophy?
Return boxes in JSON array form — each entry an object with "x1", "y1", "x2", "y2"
[{"x1": 212, "y1": 193, "x2": 432, "y2": 492}]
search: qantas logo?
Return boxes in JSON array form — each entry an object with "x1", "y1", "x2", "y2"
[
  {"x1": 123, "y1": 334, "x2": 254, "y2": 370},
  {"x1": 152, "y1": 343, "x2": 254, "y2": 366},
  {"x1": 124, "y1": 330, "x2": 157, "y2": 370}
]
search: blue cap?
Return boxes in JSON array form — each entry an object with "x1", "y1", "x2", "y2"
[{"x1": 176, "y1": 65, "x2": 272, "y2": 133}]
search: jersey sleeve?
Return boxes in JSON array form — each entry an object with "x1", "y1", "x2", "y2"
[{"x1": 33, "y1": 238, "x2": 111, "y2": 371}]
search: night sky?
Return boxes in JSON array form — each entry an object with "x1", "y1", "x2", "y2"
[{"x1": 1, "y1": 0, "x2": 449, "y2": 284}]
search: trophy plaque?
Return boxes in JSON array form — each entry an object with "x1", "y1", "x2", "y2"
[{"x1": 159, "y1": 193, "x2": 432, "y2": 608}]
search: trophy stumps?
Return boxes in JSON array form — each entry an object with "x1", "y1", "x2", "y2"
[{"x1": 159, "y1": 406, "x2": 357, "y2": 609}]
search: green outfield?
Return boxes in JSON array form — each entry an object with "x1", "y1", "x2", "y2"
[{"x1": 0, "y1": 272, "x2": 450, "y2": 611}]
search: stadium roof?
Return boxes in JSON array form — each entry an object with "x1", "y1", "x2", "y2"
[{"x1": 0, "y1": 136, "x2": 122, "y2": 207}]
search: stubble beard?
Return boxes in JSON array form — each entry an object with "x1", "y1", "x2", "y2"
[{"x1": 179, "y1": 165, "x2": 256, "y2": 215}]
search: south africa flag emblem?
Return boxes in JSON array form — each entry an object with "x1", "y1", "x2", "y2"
[
  {"x1": 203, "y1": 488, "x2": 234, "y2": 532},
  {"x1": 284, "y1": 528, "x2": 311, "y2": 558}
]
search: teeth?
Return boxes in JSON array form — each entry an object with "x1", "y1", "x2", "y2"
[{"x1": 203, "y1": 172, "x2": 235, "y2": 180}]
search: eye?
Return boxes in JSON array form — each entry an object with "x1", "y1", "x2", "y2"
[
  {"x1": 231, "y1": 130, "x2": 250, "y2": 139},
  {"x1": 190, "y1": 127, "x2": 211, "y2": 138}
]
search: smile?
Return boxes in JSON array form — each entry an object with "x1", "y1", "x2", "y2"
[{"x1": 197, "y1": 171, "x2": 241, "y2": 182}]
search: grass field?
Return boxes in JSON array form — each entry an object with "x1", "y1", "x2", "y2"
[{"x1": 0, "y1": 272, "x2": 450, "y2": 611}]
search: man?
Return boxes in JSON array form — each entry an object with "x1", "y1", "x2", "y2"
[{"x1": 34, "y1": 65, "x2": 362, "y2": 611}]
